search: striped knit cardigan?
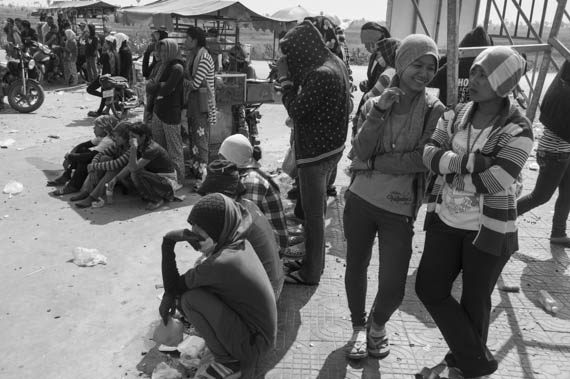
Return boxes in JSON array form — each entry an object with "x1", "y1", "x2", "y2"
[{"x1": 423, "y1": 99, "x2": 533, "y2": 256}]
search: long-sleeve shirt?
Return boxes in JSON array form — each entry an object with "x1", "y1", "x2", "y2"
[
  {"x1": 241, "y1": 170, "x2": 288, "y2": 249},
  {"x1": 91, "y1": 143, "x2": 129, "y2": 172},
  {"x1": 161, "y1": 238, "x2": 277, "y2": 347},
  {"x1": 423, "y1": 100, "x2": 533, "y2": 256}
]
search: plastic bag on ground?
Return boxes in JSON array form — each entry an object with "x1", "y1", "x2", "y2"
[
  {"x1": 3, "y1": 181, "x2": 24, "y2": 198},
  {"x1": 151, "y1": 362, "x2": 182, "y2": 379},
  {"x1": 152, "y1": 317, "x2": 184, "y2": 346},
  {"x1": 178, "y1": 335, "x2": 206, "y2": 358},
  {"x1": 72, "y1": 247, "x2": 107, "y2": 267}
]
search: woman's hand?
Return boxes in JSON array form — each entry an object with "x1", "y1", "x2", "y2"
[
  {"x1": 375, "y1": 87, "x2": 406, "y2": 111},
  {"x1": 158, "y1": 292, "x2": 177, "y2": 326},
  {"x1": 130, "y1": 138, "x2": 138, "y2": 150}
]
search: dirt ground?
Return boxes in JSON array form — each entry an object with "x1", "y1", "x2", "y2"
[{"x1": 0, "y1": 61, "x2": 356, "y2": 379}]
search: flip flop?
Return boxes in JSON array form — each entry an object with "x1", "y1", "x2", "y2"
[
  {"x1": 283, "y1": 259, "x2": 302, "y2": 272},
  {"x1": 284, "y1": 270, "x2": 318, "y2": 286},
  {"x1": 346, "y1": 335, "x2": 368, "y2": 360}
]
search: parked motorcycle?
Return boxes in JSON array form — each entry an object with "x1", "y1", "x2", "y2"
[
  {"x1": 99, "y1": 75, "x2": 140, "y2": 119},
  {"x1": 29, "y1": 40, "x2": 60, "y2": 83},
  {"x1": 0, "y1": 43, "x2": 45, "y2": 113}
]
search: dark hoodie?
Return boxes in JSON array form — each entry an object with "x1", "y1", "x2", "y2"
[
  {"x1": 429, "y1": 25, "x2": 493, "y2": 105},
  {"x1": 279, "y1": 21, "x2": 351, "y2": 167}
]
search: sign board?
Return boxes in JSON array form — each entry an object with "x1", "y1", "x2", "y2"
[{"x1": 386, "y1": 0, "x2": 480, "y2": 48}]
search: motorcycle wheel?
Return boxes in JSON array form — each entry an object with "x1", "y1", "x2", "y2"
[{"x1": 7, "y1": 80, "x2": 45, "y2": 113}]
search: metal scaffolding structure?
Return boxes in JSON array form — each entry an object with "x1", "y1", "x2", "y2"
[{"x1": 387, "y1": 0, "x2": 570, "y2": 121}]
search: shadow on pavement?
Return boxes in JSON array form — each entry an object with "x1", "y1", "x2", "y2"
[
  {"x1": 253, "y1": 285, "x2": 317, "y2": 378},
  {"x1": 66, "y1": 117, "x2": 96, "y2": 128}
]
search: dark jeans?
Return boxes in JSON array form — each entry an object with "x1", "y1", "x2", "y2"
[
  {"x1": 293, "y1": 169, "x2": 338, "y2": 220},
  {"x1": 344, "y1": 191, "x2": 414, "y2": 328},
  {"x1": 297, "y1": 154, "x2": 341, "y2": 283},
  {"x1": 86, "y1": 76, "x2": 105, "y2": 113},
  {"x1": 67, "y1": 148, "x2": 97, "y2": 190},
  {"x1": 517, "y1": 150, "x2": 570, "y2": 238},
  {"x1": 416, "y1": 215, "x2": 509, "y2": 378}
]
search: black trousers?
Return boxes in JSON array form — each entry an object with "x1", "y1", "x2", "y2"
[{"x1": 416, "y1": 215, "x2": 509, "y2": 378}]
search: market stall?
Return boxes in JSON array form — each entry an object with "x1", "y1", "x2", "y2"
[{"x1": 122, "y1": 0, "x2": 296, "y2": 155}]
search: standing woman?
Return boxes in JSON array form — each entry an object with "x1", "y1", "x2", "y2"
[
  {"x1": 84, "y1": 23, "x2": 99, "y2": 83},
  {"x1": 344, "y1": 34, "x2": 445, "y2": 360},
  {"x1": 63, "y1": 29, "x2": 78, "y2": 86},
  {"x1": 114, "y1": 32, "x2": 132, "y2": 81},
  {"x1": 416, "y1": 46, "x2": 532, "y2": 378},
  {"x1": 146, "y1": 38, "x2": 185, "y2": 188},
  {"x1": 183, "y1": 25, "x2": 216, "y2": 182},
  {"x1": 517, "y1": 60, "x2": 570, "y2": 247}
]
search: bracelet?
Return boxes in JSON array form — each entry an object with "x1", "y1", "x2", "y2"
[{"x1": 278, "y1": 76, "x2": 289, "y2": 82}]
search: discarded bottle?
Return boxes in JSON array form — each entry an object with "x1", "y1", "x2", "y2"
[
  {"x1": 105, "y1": 183, "x2": 113, "y2": 205},
  {"x1": 538, "y1": 290, "x2": 558, "y2": 313}
]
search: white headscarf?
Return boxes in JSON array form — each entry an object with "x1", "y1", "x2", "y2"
[{"x1": 114, "y1": 32, "x2": 129, "y2": 50}]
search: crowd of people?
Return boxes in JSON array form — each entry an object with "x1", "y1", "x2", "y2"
[{"x1": 5, "y1": 11, "x2": 570, "y2": 378}]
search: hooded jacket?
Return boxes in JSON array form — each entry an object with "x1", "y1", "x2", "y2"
[
  {"x1": 429, "y1": 26, "x2": 493, "y2": 105},
  {"x1": 280, "y1": 21, "x2": 351, "y2": 167}
]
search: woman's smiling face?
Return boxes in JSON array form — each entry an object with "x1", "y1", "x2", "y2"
[{"x1": 399, "y1": 55, "x2": 437, "y2": 94}]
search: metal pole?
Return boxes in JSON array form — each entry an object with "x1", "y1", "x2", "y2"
[
  {"x1": 447, "y1": 0, "x2": 460, "y2": 107},
  {"x1": 527, "y1": 0, "x2": 567, "y2": 121},
  {"x1": 484, "y1": 0, "x2": 492, "y2": 30},
  {"x1": 410, "y1": 0, "x2": 432, "y2": 36}
]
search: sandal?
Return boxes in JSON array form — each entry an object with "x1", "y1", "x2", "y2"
[
  {"x1": 197, "y1": 361, "x2": 241, "y2": 379},
  {"x1": 145, "y1": 199, "x2": 164, "y2": 210},
  {"x1": 283, "y1": 243, "x2": 305, "y2": 258},
  {"x1": 288, "y1": 235, "x2": 305, "y2": 245},
  {"x1": 367, "y1": 333, "x2": 390, "y2": 359},
  {"x1": 346, "y1": 328, "x2": 368, "y2": 359},
  {"x1": 70, "y1": 192, "x2": 89, "y2": 202},
  {"x1": 283, "y1": 259, "x2": 303, "y2": 272},
  {"x1": 51, "y1": 185, "x2": 78, "y2": 196},
  {"x1": 284, "y1": 270, "x2": 318, "y2": 286}
]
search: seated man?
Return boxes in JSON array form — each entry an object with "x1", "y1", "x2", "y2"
[
  {"x1": 197, "y1": 159, "x2": 285, "y2": 299},
  {"x1": 160, "y1": 193, "x2": 277, "y2": 379}
]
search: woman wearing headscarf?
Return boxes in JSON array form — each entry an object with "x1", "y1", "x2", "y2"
[
  {"x1": 84, "y1": 23, "x2": 99, "y2": 83},
  {"x1": 159, "y1": 193, "x2": 277, "y2": 379},
  {"x1": 143, "y1": 30, "x2": 168, "y2": 124},
  {"x1": 146, "y1": 38, "x2": 185, "y2": 188},
  {"x1": 345, "y1": 34, "x2": 445, "y2": 360},
  {"x1": 183, "y1": 26, "x2": 216, "y2": 182},
  {"x1": 417, "y1": 46, "x2": 532, "y2": 378},
  {"x1": 114, "y1": 32, "x2": 132, "y2": 81},
  {"x1": 63, "y1": 29, "x2": 78, "y2": 86},
  {"x1": 49, "y1": 115, "x2": 118, "y2": 195}
]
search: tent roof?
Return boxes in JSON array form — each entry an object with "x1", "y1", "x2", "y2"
[
  {"x1": 40, "y1": 0, "x2": 118, "y2": 11},
  {"x1": 121, "y1": 0, "x2": 296, "y2": 32}
]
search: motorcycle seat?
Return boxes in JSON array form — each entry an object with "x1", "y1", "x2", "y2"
[{"x1": 100, "y1": 75, "x2": 129, "y2": 90}]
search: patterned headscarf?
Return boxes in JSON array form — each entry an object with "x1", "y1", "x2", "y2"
[
  {"x1": 94, "y1": 115, "x2": 118, "y2": 135},
  {"x1": 64, "y1": 29, "x2": 76, "y2": 41},
  {"x1": 303, "y1": 16, "x2": 343, "y2": 59},
  {"x1": 154, "y1": 38, "x2": 180, "y2": 80},
  {"x1": 375, "y1": 38, "x2": 400, "y2": 70},
  {"x1": 471, "y1": 46, "x2": 526, "y2": 98}
]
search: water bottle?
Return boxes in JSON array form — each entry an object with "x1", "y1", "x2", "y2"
[
  {"x1": 538, "y1": 290, "x2": 558, "y2": 313},
  {"x1": 105, "y1": 183, "x2": 113, "y2": 204}
]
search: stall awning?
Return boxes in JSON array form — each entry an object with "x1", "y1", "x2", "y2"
[
  {"x1": 121, "y1": 0, "x2": 296, "y2": 32},
  {"x1": 40, "y1": 0, "x2": 118, "y2": 11}
]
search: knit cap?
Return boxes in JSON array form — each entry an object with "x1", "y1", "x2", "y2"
[
  {"x1": 187, "y1": 193, "x2": 226, "y2": 242},
  {"x1": 197, "y1": 159, "x2": 246, "y2": 198},
  {"x1": 219, "y1": 134, "x2": 257, "y2": 168},
  {"x1": 471, "y1": 46, "x2": 526, "y2": 98},
  {"x1": 395, "y1": 34, "x2": 439, "y2": 76}
]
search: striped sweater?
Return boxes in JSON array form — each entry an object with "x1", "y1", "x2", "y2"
[
  {"x1": 91, "y1": 143, "x2": 129, "y2": 172},
  {"x1": 423, "y1": 99, "x2": 533, "y2": 256}
]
